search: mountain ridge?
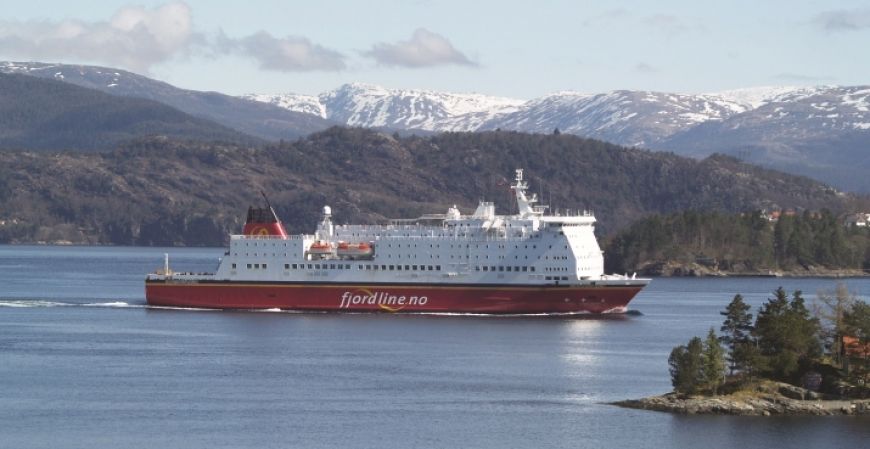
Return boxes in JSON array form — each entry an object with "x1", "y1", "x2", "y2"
[
  {"x1": 0, "y1": 61, "x2": 336, "y2": 141},
  {"x1": 0, "y1": 128, "x2": 862, "y2": 246}
]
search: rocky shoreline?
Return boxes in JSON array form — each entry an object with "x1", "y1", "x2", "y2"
[
  {"x1": 612, "y1": 383, "x2": 870, "y2": 416},
  {"x1": 638, "y1": 261, "x2": 868, "y2": 278}
]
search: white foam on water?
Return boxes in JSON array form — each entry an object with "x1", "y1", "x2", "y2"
[
  {"x1": 82, "y1": 301, "x2": 140, "y2": 308},
  {"x1": 0, "y1": 300, "x2": 69, "y2": 308},
  {"x1": 144, "y1": 305, "x2": 219, "y2": 312}
]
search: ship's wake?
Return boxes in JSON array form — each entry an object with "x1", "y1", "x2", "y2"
[{"x1": 0, "y1": 299, "x2": 146, "y2": 309}]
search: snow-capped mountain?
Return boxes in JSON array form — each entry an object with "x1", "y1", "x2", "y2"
[
  {"x1": 2, "y1": 60, "x2": 868, "y2": 192},
  {"x1": 248, "y1": 83, "x2": 869, "y2": 191},
  {"x1": 244, "y1": 83, "x2": 828, "y2": 147},
  {"x1": 480, "y1": 90, "x2": 755, "y2": 147},
  {"x1": 243, "y1": 83, "x2": 525, "y2": 132},
  {"x1": 657, "y1": 85, "x2": 870, "y2": 191}
]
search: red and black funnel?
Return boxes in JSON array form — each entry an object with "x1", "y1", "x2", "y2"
[{"x1": 242, "y1": 192, "x2": 288, "y2": 238}]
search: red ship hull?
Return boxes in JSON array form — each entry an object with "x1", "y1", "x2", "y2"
[{"x1": 145, "y1": 279, "x2": 644, "y2": 314}]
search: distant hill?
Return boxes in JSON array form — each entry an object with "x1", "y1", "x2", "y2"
[
  {"x1": 0, "y1": 73, "x2": 258, "y2": 151},
  {"x1": 0, "y1": 128, "x2": 862, "y2": 246},
  {"x1": 6, "y1": 61, "x2": 867, "y2": 192},
  {"x1": 246, "y1": 82, "x2": 870, "y2": 192},
  {"x1": 1, "y1": 61, "x2": 336, "y2": 141}
]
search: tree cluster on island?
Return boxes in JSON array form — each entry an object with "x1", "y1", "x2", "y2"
[
  {"x1": 669, "y1": 285, "x2": 869, "y2": 398},
  {"x1": 606, "y1": 210, "x2": 870, "y2": 274}
]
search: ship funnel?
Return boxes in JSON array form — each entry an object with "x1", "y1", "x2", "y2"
[{"x1": 242, "y1": 192, "x2": 288, "y2": 238}]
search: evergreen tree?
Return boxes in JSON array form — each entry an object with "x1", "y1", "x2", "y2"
[
  {"x1": 719, "y1": 294, "x2": 754, "y2": 374},
  {"x1": 702, "y1": 328, "x2": 726, "y2": 393},
  {"x1": 754, "y1": 288, "x2": 822, "y2": 380},
  {"x1": 669, "y1": 336, "x2": 704, "y2": 394}
]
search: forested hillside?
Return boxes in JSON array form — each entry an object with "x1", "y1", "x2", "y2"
[
  {"x1": 0, "y1": 128, "x2": 863, "y2": 246},
  {"x1": 605, "y1": 210, "x2": 870, "y2": 274}
]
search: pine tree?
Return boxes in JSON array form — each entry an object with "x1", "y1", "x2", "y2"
[
  {"x1": 754, "y1": 288, "x2": 822, "y2": 380},
  {"x1": 702, "y1": 328, "x2": 726, "y2": 393},
  {"x1": 669, "y1": 336, "x2": 704, "y2": 394},
  {"x1": 719, "y1": 294, "x2": 754, "y2": 374}
]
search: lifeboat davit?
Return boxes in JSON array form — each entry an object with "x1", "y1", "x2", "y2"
[{"x1": 336, "y1": 241, "x2": 374, "y2": 257}]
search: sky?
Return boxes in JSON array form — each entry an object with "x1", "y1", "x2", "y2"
[{"x1": 1, "y1": 0, "x2": 869, "y2": 99}]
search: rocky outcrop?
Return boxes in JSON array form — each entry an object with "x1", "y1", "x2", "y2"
[{"x1": 613, "y1": 383, "x2": 870, "y2": 416}]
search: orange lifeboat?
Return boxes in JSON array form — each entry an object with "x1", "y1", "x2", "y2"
[
  {"x1": 336, "y1": 241, "x2": 374, "y2": 257},
  {"x1": 308, "y1": 241, "x2": 335, "y2": 254}
]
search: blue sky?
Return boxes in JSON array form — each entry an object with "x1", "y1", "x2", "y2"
[{"x1": 2, "y1": 0, "x2": 869, "y2": 98}]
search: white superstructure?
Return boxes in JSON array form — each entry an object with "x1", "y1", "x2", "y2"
[{"x1": 195, "y1": 169, "x2": 642, "y2": 288}]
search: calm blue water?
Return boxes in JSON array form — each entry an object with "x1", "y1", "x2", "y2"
[{"x1": 1, "y1": 245, "x2": 868, "y2": 449}]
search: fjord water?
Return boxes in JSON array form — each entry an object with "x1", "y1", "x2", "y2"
[{"x1": 1, "y1": 246, "x2": 868, "y2": 449}]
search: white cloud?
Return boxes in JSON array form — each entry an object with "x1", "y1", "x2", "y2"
[
  {"x1": 812, "y1": 8, "x2": 870, "y2": 32},
  {"x1": 635, "y1": 62, "x2": 657, "y2": 73},
  {"x1": 218, "y1": 31, "x2": 345, "y2": 72},
  {"x1": 364, "y1": 28, "x2": 476, "y2": 68},
  {"x1": 0, "y1": 2, "x2": 195, "y2": 73}
]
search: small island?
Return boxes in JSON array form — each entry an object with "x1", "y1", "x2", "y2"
[{"x1": 614, "y1": 285, "x2": 870, "y2": 416}]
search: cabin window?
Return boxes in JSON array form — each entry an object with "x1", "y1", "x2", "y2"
[
  {"x1": 522, "y1": 267, "x2": 527, "y2": 272},
  {"x1": 428, "y1": 266, "x2": 434, "y2": 271},
  {"x1": 307, "y1": 264, "x2": 313, "y2": 269},
  {"x1": 231, "y1": 263, "x2": 237, "y2": 269},
  {"x1": 506, "y1": 266, "x2": 512, "y2": 272},
  {"x1": 381, "y1": 265, "x2": 387, "y2": 270},
  {"x1": 284, "y1": 264, "x2": 290, "y2": 269},
  {"x1": 389, "y1": 265, "x2": 395, "y2": 270},
  {"x1": 404, "y1": 265, "x2": 410, "y2": 270},
  {"x1": 436, "y1": 265, "x2": 441, "y2": 270},
  {"x1": 498, "y1": 266, "x2": 504, "y2": 272},
  {"x1": 483, "y1": 266, "x2": 488, "y2": 271},
  {"x1": 292, "y1": 264, "x2": 298, "y2": 269},
  {"x1": 254, "y1": 264, "x2": 260, "y2": 269},
  {"x1": 345, "y1": 264, "x2": 351, "y2": 269},
  {"x1": 330, "y1": 264, "x2": 336, "y2": 269},
  {"x1": 262, "y1": 264, "x2": 267, "y2": 269}
]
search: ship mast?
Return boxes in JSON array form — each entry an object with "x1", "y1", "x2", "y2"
[{"x1": 511, "y1": 169, "x2": 546, "y2": 218}]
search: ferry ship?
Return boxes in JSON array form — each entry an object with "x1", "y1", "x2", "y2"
[{"x1": 145, "y1": 170, "x2": 649, "y2": 313}]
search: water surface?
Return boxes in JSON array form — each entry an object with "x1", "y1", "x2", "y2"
[{"x1": 1, "y1": 245, "x2": 868, "y2": 448}]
